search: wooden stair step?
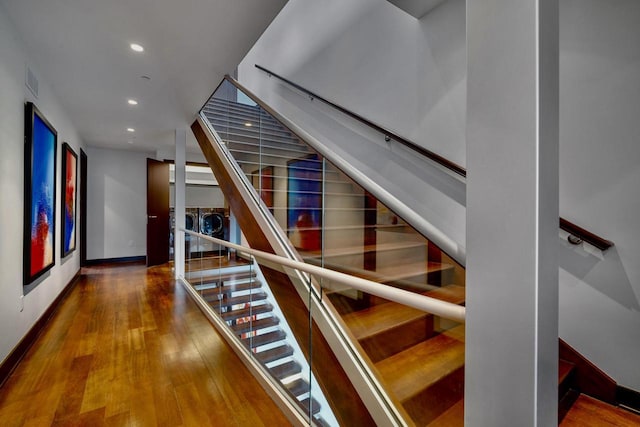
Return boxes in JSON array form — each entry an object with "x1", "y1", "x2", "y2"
[
  {"x1": 317, "y1": 260, "x2": 454, "y2": 286},
  {"x1": 427, "y1": 399, "x2": 464, "y2": 427},
  {"x1": 559, "y1": 359, "x2": 575, "y2": 385},
  {"x1": 375, "y1": 325, "x2": 465, "y2": 425},
  {"x1": 343, "y1": 301, "x2": 428, "y2": 341},
  {"x1": 256, "y1": 345, "x2": 295, "y2": 365},
  {"x1": 193, "y1": 271, "x2": 256, "y2": 288},
  {"x1": 243, "y1": 330, "x2": 287, "y2": 349},
  {"x1": 376, "y1": 324, "x2": 465, "y2": 401},
  {"x1": 220, "y1": 303, "x2": 273, "y2": 321},
  {"x1": 422, "y1": 284, "x2": 466, "y2": 305},
  {"x1": 300, "y1": 241, "x2": 427, "y2": 259},
  {"x1": 285, "y1": 378, "x2": 310, "y2": 397},
  {"x1": 207, "y1": 291, "x2": 268, "y2": 306},
  {"x1": 299, "y1": 397, "x2": 321, "y2": 416},
  {"x1": 270, "y1": 360, "x2": 301, "y2": 380},
  {"x1": 561, "y1": 394, "x2": 640, "y2": 427},
  {"x1": 198, "y1": 280, "x2": 262, "y2": 298},
  {"x1": 231, "y1": 316, "x2": 280, "y2": 335}
]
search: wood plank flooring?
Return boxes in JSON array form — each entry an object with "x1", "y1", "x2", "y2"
[
  {"x1": 0, "y1": 263, "x2": 292, "y2": 427},
  {"x1": 561, "y1": 394, "x2": 640, "y2": 427}
]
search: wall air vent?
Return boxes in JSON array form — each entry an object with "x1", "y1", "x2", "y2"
[{"x1": 26, "y1": 66, "x2": 39, "y2": 98}]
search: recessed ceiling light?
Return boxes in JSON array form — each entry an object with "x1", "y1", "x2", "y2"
[
  {"x1": 130, "y1": 43, "x2": 144, "y2": 52},
  {"x1": 127, "y1": 128, "x2": 135, "y2": 132},
  {"x1": 244, "y1": 122, "x2": 252, "y2": 127},
  {"x1": 128, "y1": 99, "x2": 138, "y2": 105}
]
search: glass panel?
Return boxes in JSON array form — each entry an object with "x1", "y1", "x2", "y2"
[
  {"x1": 200, "y1": 78, "x2": 466, "y2": 425},
  {"x1": 180, "y1": 229, "x2": 337, "y2": 425}
]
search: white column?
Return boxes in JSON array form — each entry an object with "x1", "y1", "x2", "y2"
[
  {"x1": 174, "y1": 129, "x2": 187, "y2": 279},
  {"x1": 466, "y1": 0, "x2": 558, "y2": 426}
]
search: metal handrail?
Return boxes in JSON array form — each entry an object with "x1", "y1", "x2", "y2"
[
  {"x1": 254, "y1": 64, "x2": 614, "y2": 252},
  {"x1": 216, "y1": 75, "x2": 467, "y2": 266},
  {"x1": 180, "y1": 228, "x2": 466, "y2": 324},
  {"x1": 256, "y1": 64, "x2": 467, "y2": 177}
]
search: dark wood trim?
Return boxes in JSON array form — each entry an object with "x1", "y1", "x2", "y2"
[
  {"x1": 559, "y1": 218, "x2": 614, "y2": 251},
  {"x1": 618, "y1": 386, "x2": 640, "y2": 414},
  {"x1": 80, "y1": 149, "x2": 88, "y2": 267},
  {"x1": 0, "y1": 270, "x2": 81, "y2": 387},
  {"x1": 84, "y1": 256, "x2": 146, "y2": 266},
  {"x1": 559, "y1": 339, "x2": 617, "y2": 404},
  {"x1": 255, "y1": 64, "x2": 467, "y2": 177}
]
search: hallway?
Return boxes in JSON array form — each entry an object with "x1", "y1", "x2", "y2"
[{"x1": 0, "y1": 263, "x2": 291, "y2": 426}]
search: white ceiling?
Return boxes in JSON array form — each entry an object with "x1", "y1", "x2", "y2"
[{"x1": 1, "y1": 0, "x2": 287, "y2": 153}]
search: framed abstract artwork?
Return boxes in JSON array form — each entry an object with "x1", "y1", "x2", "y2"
[
  {"x1": 24, "y1": 102, "x2": 58, "y2": 286},
  {"x1": 287, "y1": 154, "x2": 322, "y2": 252},
  {"x1": 61, "y1": 143, "x2": 77, "y2": 257},
  {"x1": 251, "y1": 166, "x2": 274, "y2": 214}
]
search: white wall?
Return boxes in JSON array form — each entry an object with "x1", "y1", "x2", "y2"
[
  {"x1": 169, "y1": 184, "x2": 225, "y2": 208},
  {"x1": 239, "y1": 0, "x2": 467, "y2": 249},
  {"x1": 238, "y1": 0, "x2": 640, "y2": 390},
  {"x1": 0, "y1": 5, "x2": 83, "y2": 364},
  {"x1": 86, "y1": 147, "x2": 150, "y2": 260},
  {"x1": 558, "y1": 0, "x2": 640, "y2": 391}
]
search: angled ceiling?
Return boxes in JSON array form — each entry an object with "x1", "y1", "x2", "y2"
[{"x1": 1, "y1": 0, "x2": 288, "y2": 152}]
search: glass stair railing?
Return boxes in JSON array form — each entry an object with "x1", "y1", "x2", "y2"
[
  {"x1": 196, "y1": 77, "x2": 467, "y2": 426},
  {"x1": 182, "y1": 236, "x2": 338, "y2": 426}
]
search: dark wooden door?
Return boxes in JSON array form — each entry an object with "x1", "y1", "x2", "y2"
[
  {"x1": 80, "y1": 149, "x2": 88, "y2": 266},
  {"x1": 147, "y1": 158, "x2": 169, "y2": 266}
]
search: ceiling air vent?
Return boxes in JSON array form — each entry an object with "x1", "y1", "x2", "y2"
[{"x1": 26, "y1": 66, "x2": 39, "y2": 98}]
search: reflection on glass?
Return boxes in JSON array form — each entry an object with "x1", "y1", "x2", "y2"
[{"x1": 201, "y1": 78, "x2": 466, "y2": 425}]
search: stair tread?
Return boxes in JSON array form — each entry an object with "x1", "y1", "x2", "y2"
[
  {"x1": 423, "y1": 285, "x2": 466, "y2": 305},
  {"x1": 270, "y1": 360, "x2": 301, "y2": 380},
  {"x1": 256, "y1": 345, "x2": 294, "y2": 364},
  {"x1": 243, "y1": 330, "x2": 286, "y2": 348},
  {"x1": 309, "y1": 259, "x2": 454, "y2": 285},
  {"x1": 341, "y1": 285, "x2": 464, "y2": 341},
  {"x1": 231, "y1": 316, "x2": 279, "y2": 335},
  {"x1": 300, "y1": 397, "x2": 321, "y2": 415},
  {"x1": 192, "y1": 271, "x2": 256, "y2": 287},
  {"x1": 300, "y1": 241, "x2": 426, "y2": 259},
  {"x1": 375, "y1": 325, "x2": 465, "y2": 402},
  {"x1": 560, "y1": 394, "x2": 640, "y2": 427},
  {"x1": 559, "y1": 359, "x2": 575, "y2": 384},
  {"x1": 199, "y1": 280, "x2": 262, "y2": 297},
  {"x1": 220, "y1": 303, "x2": 273, "y2": 321},
  {"x1": 342, "y1": 299, "x2": 431, "y2": 340},
  {"x1": 207, "y1": 291, "x2": 267, "y2": 306},
  {"x1": 285, "y1": 378, "x2": 309, "y2": 397},
  {"x1": 427, "y1": 399, "x2": 464, "y2": 427}
]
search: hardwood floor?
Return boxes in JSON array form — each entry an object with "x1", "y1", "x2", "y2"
[
  {"x1": 0, "y1": 263, "x2": 292, "y2": 427},
  {"x1": 561, "y1": 394, "x2": 640, "y2": 427}
]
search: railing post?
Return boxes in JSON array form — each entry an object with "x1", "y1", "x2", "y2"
[
  {"x1": 174, "y1": 128, "x2": 187, "y2": 279},
  {"x1": 466, "y1": 0, "x2": 559, "y2": 425}
]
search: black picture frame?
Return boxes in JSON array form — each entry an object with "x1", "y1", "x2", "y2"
[
  {"x1": 61, "y1": 142, "x2": 78, "y2": 257},
  {"x1": 23, "y1": 102, "x2": 58, "y2": 286}
]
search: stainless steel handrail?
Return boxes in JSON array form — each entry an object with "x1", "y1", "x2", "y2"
[{"x1": 180, "y1": 228, "x2": 466, "y2": 324}]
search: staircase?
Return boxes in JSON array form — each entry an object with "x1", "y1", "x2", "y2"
[
  {"x1": 202, "y1": 93, "x2": 469, "y2": 425},
  {"x1": 195, "y1": 80, "x2": 640, "y2": 426},
  {"x1": 187, "y1": 261, "x2": 329, "y2": 425}
]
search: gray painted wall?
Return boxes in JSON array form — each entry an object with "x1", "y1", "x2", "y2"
[
  {"x1": 85, "y1": 147, "x2": 150, "y2": 260},
  {"x1": 239, "y1": 0, "x2": 640, "y2": 390},
  {"x1": 0, "y1": 5, "x2": 84, "y2": 364}
]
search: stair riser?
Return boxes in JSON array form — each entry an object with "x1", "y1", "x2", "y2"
[
  {"x1": 402, "y1": 366, "x2": 465, "y2": 426},
  {"x1": 360, "y1": 316, "x2": 435, "y2": 363}
]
